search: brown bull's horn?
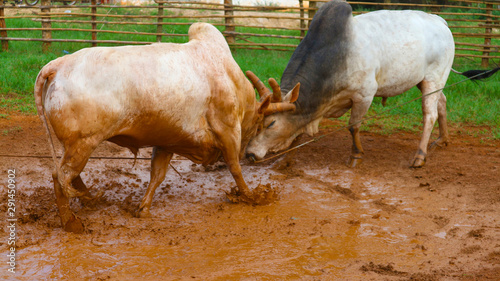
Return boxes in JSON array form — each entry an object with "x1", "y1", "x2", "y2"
[
  {"x1": 268, "y1": 78, "x2": 282, "y2": 102},
  {"x1": 264, "y1": 103, "x2": 296, "y2": 116},
  {"x1": 245, "y1": 71, "x2": 271, "y2": 100}
]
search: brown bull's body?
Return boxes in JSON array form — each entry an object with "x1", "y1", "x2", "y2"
[{"x1": 34, "y1": 23, "x2": 271, "y2": 233}]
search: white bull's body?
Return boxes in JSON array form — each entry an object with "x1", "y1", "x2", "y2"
[
  {"x1": 35, "y1": 23, "x2": 272, "y2": 233},
  {"x1": 246, "y1": 1, "x2": 455, "y2": 167},
  {"x1": 350, "y1": 10, "x2": 453, "y2": 100}
]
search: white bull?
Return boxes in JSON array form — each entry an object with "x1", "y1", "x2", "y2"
[{"x1": 246, "y1": 1, "x2": 458, "y2": 168}]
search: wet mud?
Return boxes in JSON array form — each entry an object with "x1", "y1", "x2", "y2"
[{"x1": 0, "y1": 115, "x2": 499, "y2": 280}]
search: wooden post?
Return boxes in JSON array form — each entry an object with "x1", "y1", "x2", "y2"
[
  {"x1": 91, "y1": 0, "x2": 97, "y2": 47},
  {"x1": 482, "y1": 3, "x2": 493, "y2": 68},
  {"x1": 383, "y1": 0, "x2": 391, "y2": 10},
  {"x1": 308, "y1": 0, "x2": 316, "y2": 28},
  {"x1": 0, "y1": 6, "x2": 8, "y2": 52},
  {"x1": 299, "y1": 0, "x2": 305, "y2": 39},
  {"x1": 224, "y1": 0, "x2": 235, "y2": 45},
  {"x1": 156, "y1": 1, "x2": 164, "y2": 42},
  {"x1": 41, "y1": 0, "x2": 51, "y2": 53}
]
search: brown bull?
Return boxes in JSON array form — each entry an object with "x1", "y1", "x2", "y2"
[{"x1": 34, "y1": 23, "x2": 287, "y2": 233}]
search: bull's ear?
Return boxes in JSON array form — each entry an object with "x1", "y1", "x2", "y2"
[
  {"x1": 258, "y1": 94, "x2": 271, "y2": 114},
  {"x1": 283, "y1": 82, "x2": 300, "y2": 103}
]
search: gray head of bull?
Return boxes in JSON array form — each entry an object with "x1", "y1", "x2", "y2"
[{"x1": 245, "y1": 73, "x2": 301, "y2": 162}]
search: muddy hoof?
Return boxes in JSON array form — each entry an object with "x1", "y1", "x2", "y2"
[
  {"x1": 135, "y1": 208, "x2": 152, "y2": 218},
  {"x1": 63, "y1": 186, "x2": 86, "y2": 199},
  {"x1": 226, "y1": 184, "x2": 278, "y2": 205},
  {"x1": 429, "y1": 138, "x2": 449, "y2": 150},
  {"x1": 64, "y1": 215, "x2": 85, "y2": 234},
  {"x1": 79, "y1": 190, "x2": 105, "y2": 205},
  {"x1": 225, "y1": 188, "x2": 251, "y2": 204},
  {"x1": 347, "y1": 156, "x2": 363, "y2": 168},
  {"x1": 411, "y1": 157, "x2": 426, "y2": 168}
]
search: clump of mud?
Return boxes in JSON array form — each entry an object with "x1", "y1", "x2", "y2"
[
  {"x1": 360, "y1": 262, "x2": 407, "y2": 277},
  {"x1": 226, "y1": 183, "x2": 278, "y2": 205}
]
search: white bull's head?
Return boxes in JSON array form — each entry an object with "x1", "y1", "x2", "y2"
[{"x1": 245, "y1": 72, "x2": 301, "y2": 162}]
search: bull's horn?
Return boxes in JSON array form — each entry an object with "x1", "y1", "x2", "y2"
[
  {"x1": 268, "y1": 78, "x2": 282, "y2": 102},
  {"x1": 245, "y1": 71, "x2": 271, "y2": 101},
  {"x1": 264, "y1": 102, "x2": 296, "y2": 116}
]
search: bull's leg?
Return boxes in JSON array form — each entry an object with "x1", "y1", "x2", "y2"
[
  {"x1": 52, "y1": 172, "x2": 85, "y2": 234},
  {"x1": 72, "y1": 175, "x2": 89, "y2": 196},
  {"x1": 348, "y1": 126, "x2": 364, "y2": 168},
  {"x1": 412, "y1": 80, "x2": 442, "y2": 168},
  {"x1": 215, "y1": 128, "x2": 253, "y2": 202},
  {"x1": 429, "y1": 92, "x2": 450, "y2": 150},
  {"x1": 136, "y1": 147, "x2": 173, "y2": 218},
  {"x1": 347, "y1": 97, "x2": 374, "y2": 168},
  {"x1": 55, "y1": 138, "x2": 100, "y2": 233},
  {"x1": 224, "y1": 148, "x2": 253, "y2": 202},
  {"x1": 72, "y1": 175, "x2": 105, "y2": 205}
]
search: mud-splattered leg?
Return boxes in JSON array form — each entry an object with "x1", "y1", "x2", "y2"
[
  {"x1": 137, "y1": 147, "x2": 173, "y2": 218},
  {"x1": 73, "y1": 175, "x2": 104, "y2": 203},
  {"x1": 412, "y1": 80, "x2": 442, "y2": 168},
  {"x1": 429, "y1": 92, "x2": 450, "y2": 150},
  {"x1": 54, "y1": 138, "x2": 100, "y2": 233},
  {"x1": 348, "y1": 126, "x2": 364, "y2": 168},
  {"x1": 52, "y1": 172, "x2": 85, "y2": 233},
  {"x1": 214, "y1": 125, "x2": 254, "y2": 203},
  {"x1": 347, "y1": 95, "x2": 374, "y2": 168},
  {"x1": 224, "y1": 146, "x2": 253, "y2": 203}
]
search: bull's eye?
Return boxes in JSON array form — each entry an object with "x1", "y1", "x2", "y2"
[
  {"x1": 267, "y1": 120, "x2": 276, "y2": 129},
  {"x1": 256, "y1": 123, "x2": 263, "y2": 134}
]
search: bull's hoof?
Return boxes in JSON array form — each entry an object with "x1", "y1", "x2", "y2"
[
  {"x1": 225, "y1": 188, "x2": 252, "y2": 204},
  {"x1": 429, "y1": 138, "x2": 449, "y2": 151},
  {"x1": 347, "y1": 156, "x2": 363, "y2": 168},
  {"x1": 226, "y1": 184, "x2": 278, "y2": 205},
  {"x1": 63, "y1": 186, "x2": 86, "y2": 198},
  {"x1": 78, "y1": 190, "x2": 105, "y2": 205},
  {"x1": 135, "y1": 208, "x2": 152, "y2": 218},
  {"x1": 63, "y1": 214, "x2": 85, "y2": 234},
  {"x1": 411, "y1": 157, "x2": 426, "y2": 168}
]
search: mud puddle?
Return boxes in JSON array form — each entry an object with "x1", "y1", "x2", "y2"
[
  {"x1": 1, "y1": 116, "x2": 499, "y2": 280},
  {"x1": 3, "y1": 149, "x2": 432, "y2": 280}
]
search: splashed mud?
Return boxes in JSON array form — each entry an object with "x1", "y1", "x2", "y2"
[
  {"x1": 226, "y1": 183, "x2": 279, "y2": 205},
  {"x1": 1, "y1": 115, "x2": 499, "y2": 280}
]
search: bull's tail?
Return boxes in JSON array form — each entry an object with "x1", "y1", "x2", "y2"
[
  {"x1": 451, "y1": 67, "x2": 500, "y2": 81},
  {"x1": 34, "y1": 65, "x2": 59, "y2": 176}
]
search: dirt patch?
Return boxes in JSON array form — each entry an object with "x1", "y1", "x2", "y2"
[{"x1": 0, "y1": 114, "x2": 499, "y2": 280}]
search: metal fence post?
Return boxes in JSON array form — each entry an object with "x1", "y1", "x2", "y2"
[
  {"x1": 482, "y1": 3, "x2": 493, "y2": 67},
  {"x1": 41, "y1": 0, "x2": 51, "y2": 53},
  {"x1": 224, "y1": 0, "x2": 235, "y2": 45},
  {"x1": 0, "y1": 6, "x2": 8, "y2": 52}
]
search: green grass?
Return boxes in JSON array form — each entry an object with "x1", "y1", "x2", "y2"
[{"x1": 1, "y1": 6, "x2": 499, "y2": 139}]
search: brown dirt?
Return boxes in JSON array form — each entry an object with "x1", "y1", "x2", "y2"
[{"x1": 0, "y1": 114, "x2": 499, "y2": 280}]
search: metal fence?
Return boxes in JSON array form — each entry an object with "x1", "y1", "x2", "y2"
[{"x1": 0, "y1": 0, "x2": 498, "y2": 66}]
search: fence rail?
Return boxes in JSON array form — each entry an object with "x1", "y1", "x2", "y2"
[{"x1": 0, "y1": 0, "x2": 499, "y2": 66}]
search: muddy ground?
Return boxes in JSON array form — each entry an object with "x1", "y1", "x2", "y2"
[{"x1": 0, "y1": 115, "x2": 498, "y2": 280}]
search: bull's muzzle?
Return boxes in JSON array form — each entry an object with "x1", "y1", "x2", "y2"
[{"x1": 246, "y1": 153, "x2": 257, "y2": 163}]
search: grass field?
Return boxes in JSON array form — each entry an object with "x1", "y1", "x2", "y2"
[{"x1": 1, "y1": 6, "x2": 499, "y2": 139}]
